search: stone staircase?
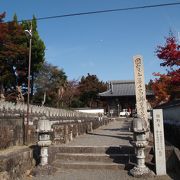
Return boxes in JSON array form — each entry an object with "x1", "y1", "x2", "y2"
[
  {"x1": 50, "y1": 119, "x2": 155, "y2": 172},
  {"x1": 52, "y1": 146, "x2": 136, "y2": 170}
]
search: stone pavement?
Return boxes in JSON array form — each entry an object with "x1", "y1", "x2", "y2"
[
  {"x1": 62, "y1": 117, "x2": 133, "y2": 147},
  {"x1": 28, "y1": 168, "x2": 172, "y2": 180},
  {"x1": 28, "y1": 118, "x2": 174, "y2": 180}
]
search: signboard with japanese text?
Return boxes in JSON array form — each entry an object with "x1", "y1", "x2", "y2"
[
  {"x1": 153, "y1": 109, "x2": 166, "y2": 175},
  {"x1": 133, "y1": 55, "x2": 148, "y2": 129}
]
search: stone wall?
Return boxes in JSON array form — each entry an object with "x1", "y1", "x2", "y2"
[
  {"x1": 163, "y1": 105, "x2": 180, "y2": 122},
  {"x1": 0, "y1": 147, "x2": 35, "y2": 180},
  {"x1": 0, "y1": 115, "x2": 111, "y2": 151},
  {"x1": 156, "y1": 100, "x2": 180, "y2": 123},
  {"x1": 51, "y1": 118, "x2": 111, "y2": 145},
  {"x1": 165, "y1": 146, "x2": 180, "y2": 177},
  {"x1": 0, "y1": 116, "x2": 24, "y2": 149},
  {"x1": 164, "y1": 122, "x2": 180, "y2": 149},
  {"x1": 0, "y1": 116, "x2": 37, "y2": 150}
]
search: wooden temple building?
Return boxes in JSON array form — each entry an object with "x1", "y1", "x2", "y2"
[{"x1": 99, "y1": 80, "x2": 154, "y2": 117}]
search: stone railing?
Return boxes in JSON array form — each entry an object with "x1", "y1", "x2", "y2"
[
  {"x1": 0, "y1": 100, "x2": 98, "y2": 119},
  {"x1": 0, "y1": 116, "x2": 111, "y2": 150},
  {"x1": 0, "y1": 100, "x2": 109, "y2": 150},
  {"x1": 51, "y1": 117, "x2": 110, "y2": 144}
]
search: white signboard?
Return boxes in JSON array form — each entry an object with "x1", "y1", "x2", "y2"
[
  {"x1": 133, "y1": 55, "x2": 148, "y2": 127},
  {"x1": 153, "y1": 109, "x2": 166, "y2": 175}
]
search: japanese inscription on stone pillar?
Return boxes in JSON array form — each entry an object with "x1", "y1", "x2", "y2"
[
  {"x1": 133, "y1": 55, "x2": 148, "y2": 127},
  {"x1": 153, "y1": 109, "x2": 166, "y2": 175}
]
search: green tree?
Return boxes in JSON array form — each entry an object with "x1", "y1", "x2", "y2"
[
  {"x1": 21, "y1": 16, "x2": 45, "y2": 98},
  {"x1": 33, "y1": 62, "x2": 67, "y2": 107},
  {"x1": 61, "y1": 79, "x2": 79, "y2": 108},
  {"x1": 0, "y1": 13, "x2": 27, "y2": 101},
  {"x1": 0, "y1": 13, "x2": 45, "y2": 102},
  {"x1": 78, "y1": 73, "x2": 107, "y2": 108}
]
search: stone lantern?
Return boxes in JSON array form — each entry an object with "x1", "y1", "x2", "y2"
[
  {"x1": 130, "y1": 115, "x2": 151, "y2": 177},
  {"x1": 36, "y1": 116, "x2": 53, "y2": 166}
]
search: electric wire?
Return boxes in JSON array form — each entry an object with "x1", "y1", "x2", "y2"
[{"x1": 4, "y1": 2, "x2": 180, "y2": 23}]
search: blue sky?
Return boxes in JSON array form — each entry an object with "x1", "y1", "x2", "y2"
[{"x1": 1, "y1": 0, "x2": 180, "y2": 82}]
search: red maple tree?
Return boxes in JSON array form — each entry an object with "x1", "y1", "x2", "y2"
[
  {"x1": 0, "y1": 13, "x2": 45, "y2": 102},
  {"x1": 156, "y1": 36, "x2": 180, "y2": 67},
  {"x1": 152, "y1": 35, "x2": 180, "y2": 106},
  {"x1": 0, "y1": 12, "x2": 28, "y2": 101}
]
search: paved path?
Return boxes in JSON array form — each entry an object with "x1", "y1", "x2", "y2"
[
  {"x1": 28, "y1": 168, "x2": 172, "y2": 180},
  {"x1": 62, "y1": 118, "x2": 133, "y2": 147},
  {"x1": 28, "y1": 118, "x2": 174, "y2": 180}
]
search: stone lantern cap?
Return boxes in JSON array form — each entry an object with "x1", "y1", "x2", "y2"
[{"x1": 37, "y1": 116, "x2": 52, "y2": 133}]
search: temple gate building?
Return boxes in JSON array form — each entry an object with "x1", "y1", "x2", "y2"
[{"x1": 99, "y1": 80, "x2": 154, "y2": 117}]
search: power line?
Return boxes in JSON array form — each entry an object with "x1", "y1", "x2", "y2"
[{"x1": 5, "y1": 2, "x2": 180, "y2": 23}]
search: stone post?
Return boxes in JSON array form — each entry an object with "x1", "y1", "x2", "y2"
[
  {"x1": 36, "y1": 116, "x2": 53, "y2": 166},
  {"x1": 69, "y1": 124, "x2": 73, "y2": 141},
  {"x1": 90, "y1": 122, "x2": 93, "y2": 132},
  {"x1": 153, "y1": 109, "x2": 166, "y2": 175},
  {"x1": 76, "y1": 124, "x2": 79, "y2": 137},
  {"x1": 133, "y1": 55, "x2": 149, "y2": 132},
  {"x1": 64, "y1": 125, "x2": 69, "y2": 143},
  {"x1": 130, "y1": 55, "x2": 152, "y2": 177}
]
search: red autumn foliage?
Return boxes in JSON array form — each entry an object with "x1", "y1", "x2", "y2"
[
  {"x1": 156, "y1": 36, "x2": 180, "y2": 67},
  {"x1": 151, "y1": 73, "x2": 171, "y2": 106},
  {"x1": 168, "y1": 69, "x2": 180, "y2": 85},
  {"x1": 152, "y1": 35, "x2": 180, "y2": 106},
  {"x1": 0, "y1": 13, "x2": 45, "y2": 102}
]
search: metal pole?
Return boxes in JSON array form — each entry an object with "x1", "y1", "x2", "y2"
[
  {"x1": 26, "y1": 22, "x2": 32, "y2": 145},
  {"x1": 117, "y1": 104, "x2": 119, "y2": 117}
]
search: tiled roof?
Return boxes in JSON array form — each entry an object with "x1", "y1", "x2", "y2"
[{"x1": 99, "y1": 80, "x2": 153, "y2": 97}]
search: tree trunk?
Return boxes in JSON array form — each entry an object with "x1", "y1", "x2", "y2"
[
  {"x1": 16, "y1": 85, "x2": 24, "y2": 103},
  {"x1": 42, "y1": 91, "x2": 46, "y2": 106},
  {"x1": 89, "y1": 98, "x2": 93, "y2": 108}
]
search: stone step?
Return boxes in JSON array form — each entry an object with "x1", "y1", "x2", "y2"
[
  {"x1": 53, "y1": 160, "x2": 126, "y2": 170},
  {"x1": 56, "y1": 153, "x2": 136, "y2": 164},
  {"x1": 51, "y1": 145, "x2": 154, "y2": 171},
  {"x1": 52, "y1": 145, "x2": 135, "y2": 154}
]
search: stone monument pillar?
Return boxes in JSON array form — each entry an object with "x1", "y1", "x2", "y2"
[
  {"x1": 153, "y1": 109, "x2": 166, "y2": 175},
  {"x1": 130, "y1": 55, "x2": 152, "y2": 177},
  {"x1": 133, "y1": 55, "x2": 149, "y2": 132}
]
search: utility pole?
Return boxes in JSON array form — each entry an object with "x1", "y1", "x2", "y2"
[{"x1": 25, "y1": 21, "x2": 32, "y2": 145}]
